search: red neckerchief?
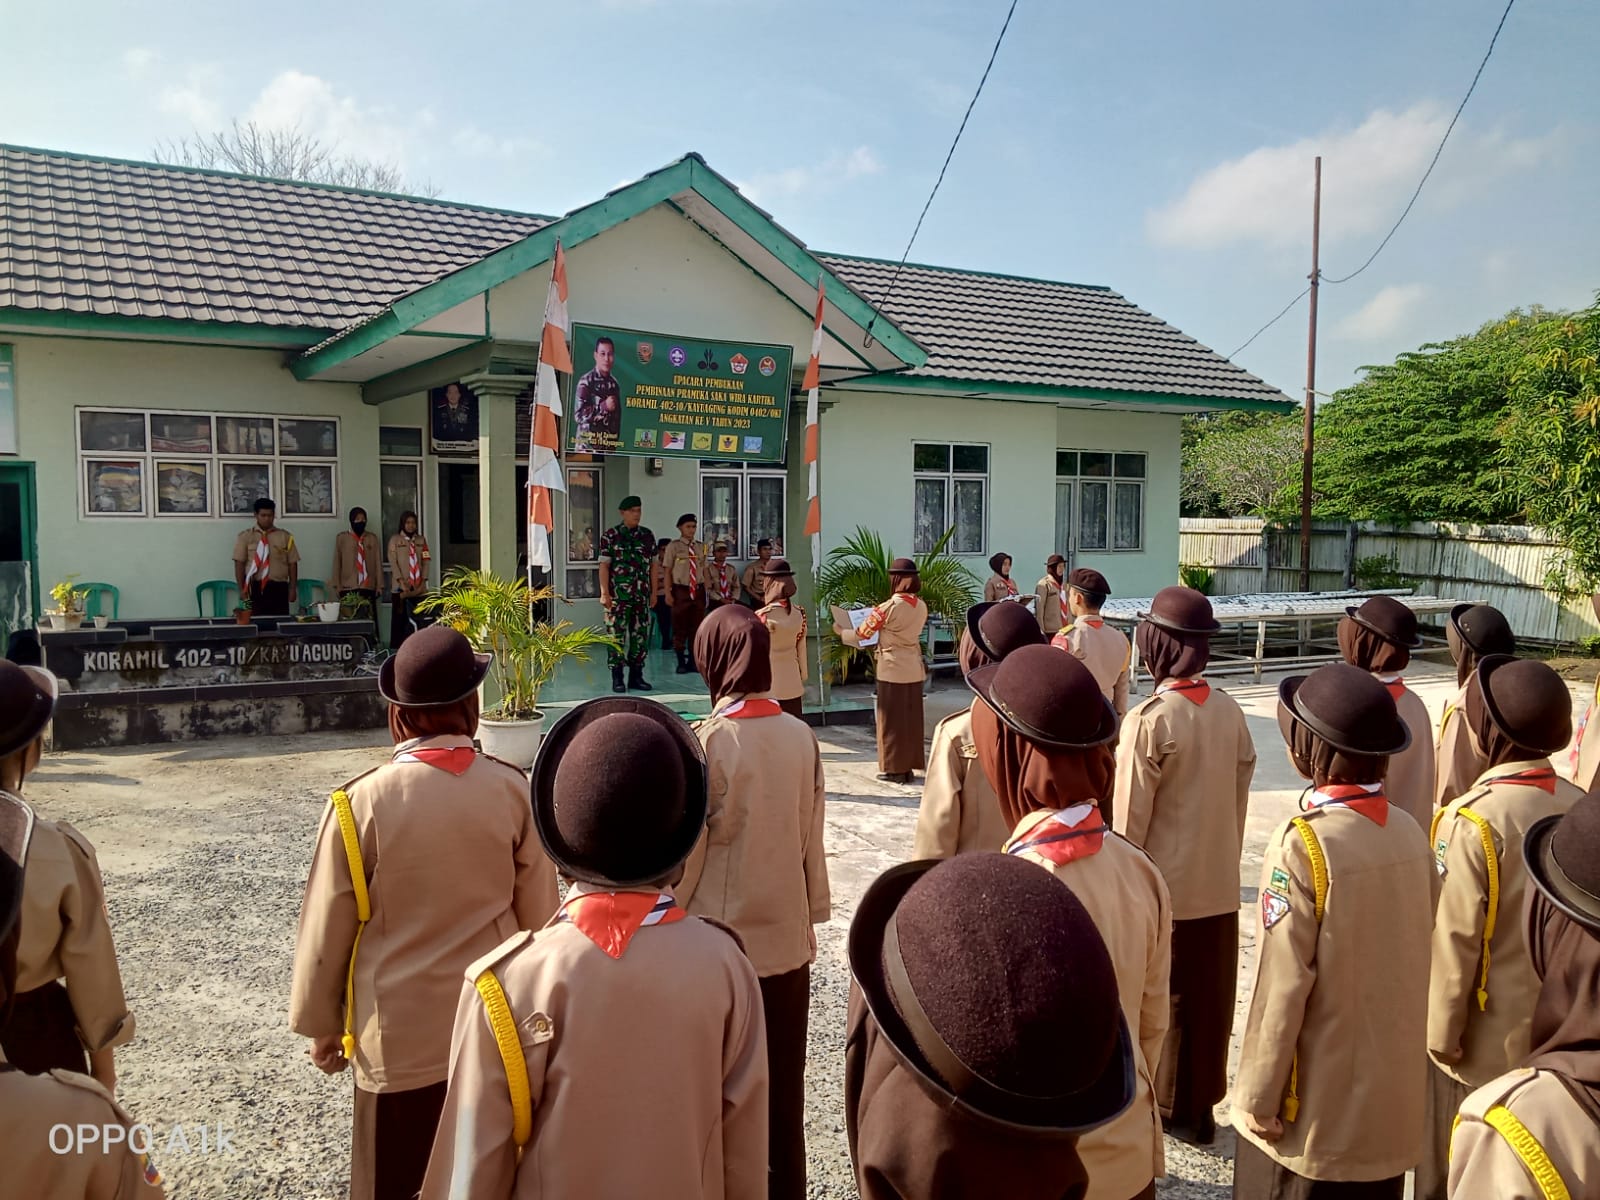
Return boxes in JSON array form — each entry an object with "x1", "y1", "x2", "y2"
[
  {"x1": 1158, "y1": 678, "x2": 1211, "y2": 706},
  {"x1": 1004, "y1": 805, "x2": 1107, "y2": 866},
  {"x1": 558, "y1": 891, "x2": 684, "y2": 959},
  {"x1": 716, "y1": 697, "x2": 783, "y2": 719},
  {"x1": 1000, "y1": 577, "x2": 1018, "y2": 597},
  {"x1": 393, "y1": 742, "x2": 476, "y2": 776},
  {"x1": 1487, "y1": 766, "x2": 1558, "y2": 795},
  {"x1": 899, "y1": 594, "x2": 919, "y2": 607},
  {"x1": 1310, "y1": 783, "x2": 1388, "y2": 826},
  {"x1": 1376, "y1": 674, "x2": 1407, "y2": 702},
  {"x1": 1081, "y1": 618, "x2": 1104, "y2": 628}
]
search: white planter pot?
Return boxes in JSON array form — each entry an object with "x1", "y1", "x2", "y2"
[{"x1": 476, "y1": 713, "x2": 546, "y2": 769}]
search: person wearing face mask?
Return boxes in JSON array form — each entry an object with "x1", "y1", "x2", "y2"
[
  {"x1": 332, "y1": 507, "x2": 382, "y2": 619},
  {"x1": 387, "y1": 511, "x2": 434, "y2": 654},
  {"x1": 1436, "y1": 604, "x2": 1516, "y2": 808}
]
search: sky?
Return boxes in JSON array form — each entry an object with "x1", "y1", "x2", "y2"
[{"x1": 2, "y1": 0, "x2": 1595, "y2": 400}]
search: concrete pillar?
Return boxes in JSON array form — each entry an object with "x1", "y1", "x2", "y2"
[{"x1": 464, "y1": 373, "x2": 531, "y2": 585}]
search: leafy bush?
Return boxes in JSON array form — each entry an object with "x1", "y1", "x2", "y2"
[
  {"x1": 1352, "y1": 552, "x2": 1411, "y2": 591},
  {"x1": 1178, "y1": 563, "x2": 1215, "y2": 594}
]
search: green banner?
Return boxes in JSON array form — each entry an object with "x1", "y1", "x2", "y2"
[{"x1": 568, "y1": 324, "x2": 792, "y2": 463}]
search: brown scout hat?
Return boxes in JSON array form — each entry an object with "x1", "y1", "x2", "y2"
[
  {"x1": 760, "y1": 558, "x2": 795, "y2": 577},
  {"x1": 1045, "y1": 554, "x2": 1066, "y2": 569},
  {"x1": 1448, "y1": 603, "x2": 1515, "y2": 657},
  {"x1": 530, "y1": 697, "x2": 708, "y2": 887},
  {"x1": 377, "y1": 625, "x2": 491, "y2": 708},
  {"x1": 848, "y1": 853, "x2": 1135, "y2": 1133},
  {"x1": 968, "y1": 643, "x2": 1118, "y2": 749},
  {"x1": 1067, "y1": 568, "x2": 1111, "y2": 599},
  {"x1": 0, "y1": 791, "x2": 32, "y2": 950},
  {"x1": 888, "y1": 557, "x2": 918, "y2": 576},
  {"x1": 1142, "y1": 586, "x2": 1221, "y2": 635},
  {"x1": 965, "y1": 602, "x2": 1045, "y2": 663},
  {"x1": 0, "y1": 661, "x2": 57, "y2": 759},
  {"x1": 1277, "y1": 662, "x2": 1411, "y2": 759},
  {"x1": 1471, "y1": 655, "x2": 1573, "y2": 757},
  {"x1": 1525, "y1": 790, "x2": 1600, "y2": 936},
  {"x1": 1344, "y1": 595, "x2": 1423, "y2": 650}
]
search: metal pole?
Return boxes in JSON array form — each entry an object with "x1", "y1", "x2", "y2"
[{"x1": 1300, "y1": 156, "x2": 1321, "y2": 592}]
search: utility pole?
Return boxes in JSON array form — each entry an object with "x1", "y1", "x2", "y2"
[{"x1": 1299, "y1": 156, "x2": 1322, "y2": 592}]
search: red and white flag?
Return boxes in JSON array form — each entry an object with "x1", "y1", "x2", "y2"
[
  {"x1": 527, "y1": 243, "x2": 571, "y2": 573},
  {"x1": 802, "y1": 278, "x2": 824, "y2": 566}
]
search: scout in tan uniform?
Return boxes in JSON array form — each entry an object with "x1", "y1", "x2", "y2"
[
  {"x1": 665, "y1": 513, "x2": 710, "y2": 673},
  {"x1": 846, "y1": 852, "x2": 1136, "y2": 1200},
  {"x1": 331, "y1": 506, "x2": 383, "y2": 616},
  {"x1": 0, "y1": 662, "x2": 133, "y2": 1088},
  {"x1": 0, "y1": 794, "x2": 165, "y2": 1199},
  {"x1": 1336, "y1": 595, "x2": 1435, "y2": 828},
  {"x1": 755, "y1": 558, "x2": 808, "y2": 718},
  {"x1": 837, "y1": 557, "x2": 928, "y2": 784},
  {"x1": 741, "y1": 538, "x2": 774, "y2": 607},
  {"x1": 420, "y1": 698, "x2": 768, "y2": 1200},
  {"x1": 652, "y1": 536, "x2": 675, "y2": 649},
  {"x1": 679, "y1": 606, "x2": 829, "y2": 1200},
  {"x1": 984, "y1": 552, "x2": 1021, "y2": 603},
  {"x1": 706, "y1": 540, "x2": 740, "y2": 611},
  {"x1": 1232, "y1": 664, "x2": 1433, "y2": 1198},
  {"x1": 1568, "y1": 597, "x2": 1600, "y2": 793},
  {"x1": 1448, "y1": 794, "x2": 1600, "y2": 1199},
  {"x1": 914, "y1": 601, "x2": 1043, "y2": 859},
  {"x1": 973, "y1": 646, "x2": 1172, "y2": 1200},
  {"x1": 1113, "y1": 586, "x2": 1254, "y2": 1145},
  {"x1": 1436, "y1": 603, "x2": 1516, "y2": 808},
  {"x1": 386, "y1": 510, "x2": 433, "y2": 654},
  {"x1": 290, "y1": 627, "x2": 559, "y2": 1200},
  {"x1": 1052, "y1": 567, "x2": 1131, "y2": 717},
  {"x1": 1035, "y1": 553, "x2": 1068, "y2": 637},
  {"x1": 230, "y1": 496, "x2": 298, "y2": 616},
  {"x1": 1420, "y1": 655, "x2": 1581, "y2": 1200}
]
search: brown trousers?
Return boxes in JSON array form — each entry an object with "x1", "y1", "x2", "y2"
[
  {"x1": 671, "y1": 584, "x2": 706, "y2": 652},
  {"x1": 1416, "y1": 1062, "x2": 1472, "y2": 1200},
  {"x1": 875, "y1": 680, "x2": 925, "y2": 774},
  {"x1": 761, "y1": 965, "x2": 811, "y2": 1200},
  {"x1": 1233, "y1": 1135, "x2": 1402, "y2": 1199},
  {"x1": 352, "y1": 1080, "x2": 448, "y2": 1200},
  {"x1": 1158, "y1": 911, "x2": 1238, "y2": 1127},
  {"x1": 0, "y1": 982, "x2": 87, "y2": 1075},
  {"x1": 777, "y1": 696, "x2": 805, "y2": 720}
]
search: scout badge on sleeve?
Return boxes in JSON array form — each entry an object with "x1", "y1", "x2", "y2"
[{"x1": 1262, "y1": 866, "x2": 1292, "y2": 930}]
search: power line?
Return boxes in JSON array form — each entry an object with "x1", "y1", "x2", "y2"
[
  {"x1": 864, "y1": 0, "x2": 1020, "y2": 346},
  {"x1": 1227, "y1": 285, "x2": 1311, "y2": 360},
  {"x1": 1322, "y1": 0, "x2": 1516, "y2": 284}
]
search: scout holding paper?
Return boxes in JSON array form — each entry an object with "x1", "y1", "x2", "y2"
[{"x1": 836, "y1": 557, "x2": 927, "y2": 785}]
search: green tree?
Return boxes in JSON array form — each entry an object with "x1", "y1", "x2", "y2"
[{"x1": 1181, "y1": 411, "x2": 1302, "y2": 518}]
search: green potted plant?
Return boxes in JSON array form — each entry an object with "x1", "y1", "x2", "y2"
[
  {"x1": 234, "y1": 591, "x2": 253, "y2": 625},
  {"x1": 47, "y1": 575, "x2": 89, "y2": 631},
  {"x1": 419, "y1": 567, "x2": 618, "y2": 767}
]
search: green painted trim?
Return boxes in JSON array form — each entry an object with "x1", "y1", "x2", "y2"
[
  {"x1": 817, "y1": 248, "x2": 1116, "y2": 294},
  {"x1": 399, "y1": 329, "x2": 485, "y2": 339},
  {"x1": 0, "y1": 459, "x2": 41, "y2": 620},
  {"x1": 830, "y1": 372, "x2": 1295, "y2": 413},
  {"x1": 0, "y1": 307, "x2": 330, "y2": 348},
  {"x1": 362, "y1": 340, "x2": 495, "y2": 405}
]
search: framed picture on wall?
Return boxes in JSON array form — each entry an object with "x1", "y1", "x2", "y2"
[
  {"x1": 155, "y1": 460, "x2": 211, "y2": 515},
  {"x1": 149, "y1": 413, "x2": 213, "y2": 454},
  {"x1": 430, "y1": 382, "x2": 479, "y2": 454},
  {"x1": 83, "y1": 459, "x2": 145, "y2": 515},
  {"x1": 221, "y1": 461, "x2": 273, "y2": 516},
  {"x1": 278, "y1": 418, "x2": 338, "y2": 457},
  {"x1": 282, "y1": 463, "x2": 336, "y2": 516},
  {"x1": 217, "y1": 416, "x2": 275, "y2": 456},
  {"x1": 78, "y1": 410, "x2": 147, "y2": 453}
]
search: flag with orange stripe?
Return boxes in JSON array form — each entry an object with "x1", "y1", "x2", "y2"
[
  {"x1": 528, "y1": 243, "x2": 570, "y2": 573},
  {"x1": 803, "y1": 278, "x2": 824, "y2": 564}
]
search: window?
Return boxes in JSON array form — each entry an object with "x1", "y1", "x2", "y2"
[
  {"x1": 565, "y1": 465, "x2": 602, "y2": 599},
  {"x1": 1055, "y1": 449, "x2": 1144, "y2": 553},
  {"x1": 698, "y1": 462, "x2": 785, "y2": 558},
  {"x1": 76, "y1": 408, "x2": 340, "y2": 519},
  {"x1": 913, "y1": 442, "x2": 987, "y2": 554}
]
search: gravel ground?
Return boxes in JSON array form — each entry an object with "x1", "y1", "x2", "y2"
[{"x1": 25, "y1": 661, "x2": 1584, "y2": 1198}]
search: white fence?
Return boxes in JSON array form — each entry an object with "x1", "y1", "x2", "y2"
[{"x1": 1179, "y1": 519, "x2": 1600, "y2": 644}]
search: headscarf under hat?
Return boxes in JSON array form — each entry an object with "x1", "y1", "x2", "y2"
[
  {"x1": 1467, "y1": 656, "x2": 1573, "y2": 769},
  {"x1": 1276, "y1": 663, "x2": 1410, "y2": 786},
  {"x1": 695, "y1": 605, "x2": 772, "y2": 702},
  {"x1": 1136, "y1": 621, "x2": 1208, "y2": 686},
  {"x1": 889, "y1": 557, "x2": 921, "y2": 596},
  {"x1": 972, "y1": 699, "x2": 1115, "y2": 832},
  {"x1": 1523, "y1": 888, "x2": 1600, "y2": 1112},
  {"x1": 1448, "y1": 603, "x2": 1516, "y2": 687},
  {"x1": 1337, "y1": 616, "x2": 1410, "y2": 675},
  {"x1": 764, "y1": 574, "x2": 797, "y2": 605},
  {"x1": 988, "y1": 552, "x2": 1011, "y2": 577},
  {"x1": 957, "y1": 630, "x2": 994, "y2": 682},
  {"x1": 389, "y1": 695, "x2": 479, "y2": 745}
]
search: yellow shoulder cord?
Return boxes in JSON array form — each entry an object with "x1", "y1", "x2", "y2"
[
  {"x1": 1439, "y1": 701, "x2": 1456, "y2": 739},
  {"x1": 1429, "y1": 805, "x2": 1448, "y2": 847},
  {"x1": 1454, "y1": 807, "x2": 1500, "y2": 1011},
  {"x1": 473, "y1": 969, "x2": 534, "y2": 1151},
  {"x1": 1448, "y1": 1105, "x2": 1572, "y2": 1200},
  {"x1": 1282, "y1": 817, "x2": 1329, "y2": 1123},
  {"x1": 330, "y1": 790, "x2": 371, "y2": 1061}
]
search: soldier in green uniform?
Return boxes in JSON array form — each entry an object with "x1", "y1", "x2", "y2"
[{"x1": 598, "y1": 496, "x2": 657, "y2": 694}]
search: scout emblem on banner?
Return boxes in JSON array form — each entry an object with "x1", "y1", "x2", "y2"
[{"x1": 527, "y1": 243, "x2": 571, "y2": 574}]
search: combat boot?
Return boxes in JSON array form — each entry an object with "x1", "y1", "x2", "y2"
[
  {"x1": 611, "y1": 665, "x2": 626, "y2": 693},
  {"x1": 627, "y1": 664, "x2": 653, "y2": 691},
  {"x1": 676, "y1": 649, "x2": 693, "y2": 675}
]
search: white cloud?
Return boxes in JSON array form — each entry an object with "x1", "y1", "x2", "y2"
[
  {"x1": 1334, "y1": 283, "x2": 1431, "y2": 341},
  {"x1": 452, "y1": 124, "x2": 541, "y2": 161},
  {"x1": 157, "y1": 65, "x2": 226, "y2": 130},
  {"x1": 1147, "y1": 103, "x2": 1556, "y2": 252},
  {"x1": 740, "y1": 145, "x2": 884, "y2": 203},
  {"x1": 244, "y1": 69, "x2": 410, "y2": 164},
  {"x1": 122, "y1": 47, "x2": 159, "y2": 80}
]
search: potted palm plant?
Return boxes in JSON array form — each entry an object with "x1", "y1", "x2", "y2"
[
  {"x1": 418, "y1": 567, "x2": 618, "y2": 767},
  {"x1": 47, "y1": 576, "x2": 89, "y2": 631}
]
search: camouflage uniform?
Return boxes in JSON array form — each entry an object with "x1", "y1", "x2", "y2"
[{"x1": 598, "y1": 521, "x2": 656, "y2": 669}]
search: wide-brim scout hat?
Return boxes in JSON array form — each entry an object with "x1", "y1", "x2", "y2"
[
  {"x1": 1067, "y1": 568, "x2": 1111, "y2": 599},
  {"x1": 0, "y1": 661, "x2": 58, "y2": 759},
  {"x1": 1277, "y1": 662, "x2": 1411, "y2": 759},
  {"x1": 760, "y1": 558, "x2": 795, "y2": 578},
  {"x1": 888, "y1": 557, "x2": 918, "y2": 576},
  {"x1": 965, "y1": 602, "x2": 1045, "y2": 663},
  {"x1": 377, "y1": 625, "x2": 492, "y2": 708},
  {"x1": 531, "y1": 697, "x2": 708, "y2": 887},
  {"x1": 1448, "y1": 603, "x2": 1515, "y2": 658},
  {"x1": 0, "y1": 791, "x2": 33, "y2": 948},
  {"x1": 1045, "y1": 554, "x2": 1066, "y2": 569},
  {"x1": 1141, "y1": 586, "x2": 1221, "y2": 635},
  {"x1": 848, "y1": 853, "x2": 1135, "y2": 1134},
  {"x1": 968, "y1": 643, "x2": 1118, "y2": 748},
  {"x1": 1343, "y1": 595, "x2": 1423, "y2": 649},
  {"x1": 1472, "y1": 654, "x2": 1573, "y2": 756},
  {"x1": 1525, "y1": 791, "x2": 1600, "y2": 936}
]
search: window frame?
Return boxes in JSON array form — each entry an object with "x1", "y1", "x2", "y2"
[
  {"x1": 696, "y1": 462, "x2": 787, "y2": 559},
  {"x1": 564, "y1": 464, "x2": 604, "y2": 600},
  {"x1": 912, "y1": 440, "x2": 989, "y2": 556},
  {"x1": 1055, "y1": 448, "x2": 1146, "y2": 554}
]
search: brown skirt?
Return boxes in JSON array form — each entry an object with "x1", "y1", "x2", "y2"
[
  {"x1": 761, "y1": 965, "x2": 811, "y2": 1200},
  {"x1": 351, "y1": 1080, "x2": 448, "y2": 1200},
  {"x1": 0, "y1": 982, "x2": 87, "y2": 1075},
  {"x1": 777, "y1": 696, "x2": 805, "y2": 719},
  {"x1": 1416, "y1": 1062, "x2": 1473, "y2": 1200},
  {"x1": 1232, "y1": 1135, "x2": 1402, "y2": 1199},
  {"x1": 1157, "y1": 912, "x2": 1238, "y2": 1127},
  {"x1": 875, "y1": 680, "x2": 925, "y2": 774}
]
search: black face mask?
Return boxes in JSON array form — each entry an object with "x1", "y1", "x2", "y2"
[{"x1": 351, "y1": 521, "x2": 367, "y2": 535}]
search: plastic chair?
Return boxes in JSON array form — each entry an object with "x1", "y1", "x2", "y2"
[
  {"x1": 79, "y1": 583, "x2": 120, "y2": 620},
  {"x1": 196, "y1": 580, "x2": 240, "y2": 618},
  {"x1": 297, "y1": 579, "x2": 328, "y2": 610}
]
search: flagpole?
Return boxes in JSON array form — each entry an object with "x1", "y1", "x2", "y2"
[{"x1": 801, "y1": 277, "x2": 826, "y2": 721}]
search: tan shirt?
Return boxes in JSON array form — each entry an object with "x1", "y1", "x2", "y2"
[
  {"x1": 664, "y1": 537, "x2": 709, "y2": 589},
  {"x1": 1034, "y1": 574, "x2": 1065, "y2": 636},
  {"x1": 419, "y1": 900, "x2": 768, "y2": 1200},
  {"x1": 1113, "y1": 682, "x2": 1256, "y2": 920},
  {"x1": 1385, "y1": 681, "x2": 1436, "y2": 830},
  {"x1": 15, "y1": 815, "x2": 134, "y2": 1052},
  {"x1": 706, "y1": 558, "x2": 740, "y2": 604},
  {"x1": 1449, "y1": 1068, "x2": 1600, "y2": 1200},
  {"x1": 387, "y1": 532, "x2": 432, "y2": 597},
  {"x1": 230, "y1": 526, "x2": 298, "y2": 582},
  {"x1": 1233, "y1": 802, "x2": 1433, "y2": 1181},
  {"x1": 1573, "y1": 681, "x2": 1600, "y2": 793},
  {"x1": 983, "y1": 574, "x2": 1019, "y2": 603},
  {"x1": 1014, "y1": 824, "x2": 1171, "y2": 1200},
  {"x1": 740, "y1": 561, "x2": 766, "y2": 605},
  {"x1": 757, "y1": 601, "x2": 808, "y2": 702},
  {"x1": 1428, "y1": 760, "x2": 1582, "y2": 1086},
  {"x1": 1436, "y1": 683, "x2": 1488, "y2": 809},
  {"x1": 678, "y1": 707, "x2": 830, "y2": 977},
  {"x1": 1059, "y1": 619, "x2": 1131, "y2": 716},
  {"x1": 0, "y1": 1057, "x2": 165, "y2": 1199},
  {"x1": 839, "y1": 594, "x2": 927, "y2": 685},
  {"x1": 289, "y1": 737, "x2": 560, "y2": 1091},
  {"x1": 330, "y1": 530, "x2": 382, "y2": 592},
  {"x1": 913, "y1": 702, "x2": 1009, "y2": 859}
]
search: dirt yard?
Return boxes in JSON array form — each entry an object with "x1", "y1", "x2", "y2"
[{"x1": 20, "y1": 661, "x2": 1591, "y2": 1198}]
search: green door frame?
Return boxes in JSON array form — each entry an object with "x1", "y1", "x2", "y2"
[{"x1": 0, "y1": 460, "x2": 41, "y2": 622}]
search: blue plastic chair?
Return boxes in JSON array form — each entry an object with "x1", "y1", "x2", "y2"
[{"x1": 196, "y1": 580, "x2": 240, "y2": 617}]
